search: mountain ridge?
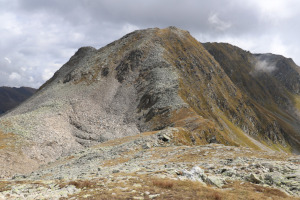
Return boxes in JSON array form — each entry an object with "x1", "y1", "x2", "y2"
[
  {"x1": 0, "y1": 86, "x2": 36, "y2": 114},
  {"x1": 0, "y1": 27, "x2": 299, "y2": 179}
]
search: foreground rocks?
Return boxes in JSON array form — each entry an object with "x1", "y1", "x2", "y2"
[{"x1": 0, "y1": 131, "x2": 299, "y2": 199}]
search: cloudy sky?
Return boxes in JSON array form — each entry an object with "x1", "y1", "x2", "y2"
[{"x1": 1, "y1": 0, "x2": 300, "y2": 88}]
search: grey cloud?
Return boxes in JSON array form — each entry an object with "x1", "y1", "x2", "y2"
[{"x1": 251, "y1": 59, "x2": 277, "y2": 76}]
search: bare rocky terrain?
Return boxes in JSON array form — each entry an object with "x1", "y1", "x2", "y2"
[
  {"x1": 0, "y1": 27, "x2": 299, "y2": 199},
  {"x1": 0, "y1": 130, "x2": 300, "y2": 199}
]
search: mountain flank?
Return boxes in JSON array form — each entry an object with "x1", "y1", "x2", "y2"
[
  {"x1": 0, "y1": 87, "x2": 36, "y2": 114},
  {"x1": 0, "y1": 27, "x2": 299, "y2": 198},
  {"x1": 203, "y1": 43, "x2": 300, "y2": 152}
]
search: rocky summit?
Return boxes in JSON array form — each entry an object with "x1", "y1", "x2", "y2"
[{"x1": 0, "y1": 27, "x2": 300, "y2": 199}]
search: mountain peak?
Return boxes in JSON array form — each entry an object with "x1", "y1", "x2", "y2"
[{"x1": 0, "y1": 27, "x2": 300, "y2": 178}]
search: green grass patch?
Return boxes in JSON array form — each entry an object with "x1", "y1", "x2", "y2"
[{"x1": 219, "y1": 114, "x2": 261, "y2": 151}]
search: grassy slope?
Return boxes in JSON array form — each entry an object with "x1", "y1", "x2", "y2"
[{"x1": 204, "y1": 42, "x2": 300, "y2": 153}]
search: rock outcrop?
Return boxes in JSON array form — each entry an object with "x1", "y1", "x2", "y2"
[{"x1": 0, "y1": 27, "x2": 299, "y2": 178}]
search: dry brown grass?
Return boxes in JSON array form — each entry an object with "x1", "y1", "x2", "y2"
[
  {"x1": 63, "y1": 174, "x2": 300, "y2": 200},
  {"x1": 152, "y1": 179, "x2": 174, "y2": 189},
  {"x1": 59, "y1": 180, "x2": 95, "y2": 189},
  {"x1": 222, "y1": 180, "x2": 295, "y2": 200},
  {"x1": 69, "y1": 180, "x2": 94, "y2": 189},
  {"x1": 101, "y1": 157, "x2": 131, "y2": 167},
  {"x1": 205, "y1": 192, "x2": 222, "y2": 200},
  {"x1": 0, "y1": 181, "x2": 10, "y2": 192},
  {"x1": 0, "y1": 130, "x2": 17, "y2": 150},
  {"x1": 165, "y1": 143, "x2": 291, "y2": 164},
  {"x1": 101, "y1": 149, "x2": 137, "y2": 167}
]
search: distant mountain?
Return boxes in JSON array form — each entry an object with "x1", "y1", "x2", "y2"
[
  {"x1": 0, "y1": 87, "x2": 36, "y2": 114},
  {"x1": 0, "y1": 27, "x2": 300, "y2": 178}
]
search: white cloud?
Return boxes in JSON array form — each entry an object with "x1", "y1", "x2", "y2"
[
  {"x1": 208, "y1": 13, "x2": 231, "y2": 31},
  {"x1": 0, "y1": 12, "x2": 23, "y2": 36},
  {"x1": 269, "y1": 36, "x2": 289, "y2": 56},
  {"x1": 29, "y1": 76, "x2": 34, "y2": 83},
  {"x1": 253, "y1": 60, "x2": 276, "y2": 73},
  {"x1": 9, "y1": 72, "x2": 21, "y2": 81},
  {"x1": 247, "y1": 0, "x2": 298, "y2": 20},
  {"x1": 4, "y1": 57, "x2": 11, "y2": 64},
  {"x1": 120, "y1": 23, "x2": 139, "y2": 35},
  {"x1": 42, "y1": 68, "x2": 55, "y2": 81}
]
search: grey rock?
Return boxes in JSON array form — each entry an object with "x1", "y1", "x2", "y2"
[
  {"x1": 158, "y1": 134, "x2": 171, "y2": 142},
  {"x1": 182, "y1": 166, "x2": 206, "y2": 181},
  {"x1": 133, "y1": 197, "x2": 144, "y2": 200},
  {"x1": 112, "y1": 169, "x2": 120, "y2": 173},
  {"x1": 285, "y1": 174, "x2": 298, "y2": 179},
  {"x1": 12, "y1": 174, "x2": 26, "y2": 180},
  {"x1": 282, "y1": 180, "x2": 300, "y2": 188},
  {"x1": 248, "y1": 173, "x2": 262, "y2": 184},
  {"x1": 204, "y1": 176, "x2": 225, "y2": 188},
  {"x1": 149, "y1": 194, "x2": 160, "y2": 199},
  {"x1": 142, "y1": 143, "x2": 151, "y2": 149},
  {"x1": 221, "y1": 168, "x2": 236, "y2": 177},
  {"x1": 264, "y1": 173, "x2": 284, "y2": 186},
  {"x1": 288, "y1": 158, "x2": 300, "y2": 163}
]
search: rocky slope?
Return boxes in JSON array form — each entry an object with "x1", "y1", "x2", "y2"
[
  {"x1": 0, "y1": 130, "x2": 299, "y2": 199},
  {"x1": 0, "y1": 26, "x2": 299, "y2": 198},
  {"x1": 0, "y1": 87, "x2": 36, "y2": 114}
]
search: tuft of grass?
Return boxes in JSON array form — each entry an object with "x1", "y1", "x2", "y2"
[
  {"x1": 0, "y1": 130, "x2": 19, "y2": 151},
  {"x1": 152, "y1": 179, "x2": 174, "y2": 189},
  {"x1": 59, "y1": 180, "x2": 95, "y2": 189},
  {"x1": 0, "y1": 181, "x2": 10, "y2": 192},
  {"x1": 206, "y1": 192, "x2": 222, "y2": 200},
  {"x1": 219, "y1": 113, "x2": 261, "y2": 151}
]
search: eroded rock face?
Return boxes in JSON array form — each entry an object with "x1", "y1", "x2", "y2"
[{"x1": 0, "y1": 27, "x2": 299, "y2": 177}]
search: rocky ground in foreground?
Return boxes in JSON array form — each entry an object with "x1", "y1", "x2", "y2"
[{"x1": 0, "y1": 128, "x2": 300, "y2": 199}]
